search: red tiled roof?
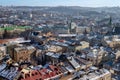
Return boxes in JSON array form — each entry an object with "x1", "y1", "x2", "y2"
[
  {"x1": 59, "y1": 40, "x2": 64, "y2": 42},
  {"x1": 0, "y1": 38, "x2": 20, "y2": 44},
  {"x1": 20, "y1": 70, "x2": 41, "y2": 80},
  {"x1": 0, "y1": 39, "x2": 9, "y2": 44},
  {"x1": 19, "y1": 65, "x2": 63, "y2": 80}
]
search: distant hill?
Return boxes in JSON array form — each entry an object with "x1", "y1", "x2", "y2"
[
  {"x1": 3, "y1": 6, "x2": 120, "y2": 18},
  {"x1": 8, "y1": 6, "x2": 120, "y2": 13}
]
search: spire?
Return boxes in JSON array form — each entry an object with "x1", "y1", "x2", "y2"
[
  {"x1": 90, "y1": 26, "x2": 93, "y2": 32},
  {"x1": 83, "y1": 28, "x2": 88, "y2": 35},
  {"x1": 109, "y1": 16, "x2": 112, "y2": 26}
]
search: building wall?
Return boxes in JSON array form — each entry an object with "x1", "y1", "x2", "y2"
[
  {"x1": 76, "y1": 27, "x2": 90, "y2": 34},
  {"x1": 8, "y1": 45, "x2": 36, "y2": 62},
  {"x1": 47, "y1": 45, "x2": 63, "y2": 53},
  {"x1": 0, "y1": 46, "x2": 6, "y2": 60},
  {"x1": 14, "y1": 49, "x2": 27, "y2": 62},
  {"x1": 7, "y1": 44, "x2": 17, "y2": 59},
  {"x1": 90, "y1": 70, "x2": 111, "y2": 80},
  {"x1": 115, "y1": 51, "x2": 120, "y2": 60},
  {"x1": 75, "y1": 41, "x2": 89, "y2": 51}
]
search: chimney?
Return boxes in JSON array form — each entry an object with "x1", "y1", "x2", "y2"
[
  {"x1": 29, "y1": 70, "x2": 32, "y2": 77},
  {"x1": 21, "y1": 72, "x2": 25, "y2": 79}
]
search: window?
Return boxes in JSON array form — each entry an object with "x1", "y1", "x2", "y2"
[
  {"x1": 39, "y1": 78, "x2": 42, "y2": 80},
  {"x1": 19, "y1": 57, "x2": 23, "y2": 60},
  {"x1": 35, "y1": 72, "x2": 38, "y2": 75},
  {"x1": 32, "y1": 74, "x2": 34, "y2": 76}
]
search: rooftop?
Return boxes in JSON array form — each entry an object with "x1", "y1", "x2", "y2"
[{"x1": 0, "y1": 26, "x2": 32, "y2": 31}]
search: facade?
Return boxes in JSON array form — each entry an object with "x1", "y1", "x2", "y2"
[
  {"x1": 0, "y1": 45, "x2": 6, "y2": 60},
  {"x1": 13, "y1": 46, "x2": 36, "y2": 62},
  {"x1": 87, "y1": 48, "x2": 108, "y2": 65},
  {"x1": 78, "y1": 68, "x2": 111, "y2": 80},
  {"x1": 7, "y1": 44, "x2": 18, "y2": 60},
  {"x1": 103, "y1": 35, "x2": 120, "y2": 48},
  {"x1": 8, "y1": 44, "x2": 36, "y2": 62},
  {"x1": 76, "y1": 26, "x2": 91, "y2": 34}
]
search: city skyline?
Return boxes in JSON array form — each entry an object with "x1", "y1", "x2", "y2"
[{"x1": 0, "y1": 0, "x2": 120, "y2": 7}]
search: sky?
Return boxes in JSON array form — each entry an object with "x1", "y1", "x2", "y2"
[{"x1": 0, "y1": 0, "x2": 120, "y2": 7}]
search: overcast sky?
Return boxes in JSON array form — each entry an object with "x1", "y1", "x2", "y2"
[{"x1": 0, "y1": 0, "x2": 119, "y2": 7}]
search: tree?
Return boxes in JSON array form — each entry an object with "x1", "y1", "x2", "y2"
[{"x1": 3, "y1": 29, "x2": 8, "y2": 39}]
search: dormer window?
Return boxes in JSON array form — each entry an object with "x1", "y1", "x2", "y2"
[
  {"x1": 32, "y1": 73, "x2": 34, "y2": 76},
  {"x1": 35, "y1": 72, "x2": 38, "y2": 75}
]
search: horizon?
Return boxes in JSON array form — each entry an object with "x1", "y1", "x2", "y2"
[
  {"x1": 0, "y1": 0, "x2": 120, "y2": 7},
  {"x1": 0, "y1": 5, "x2": 120, "y2": 8}
]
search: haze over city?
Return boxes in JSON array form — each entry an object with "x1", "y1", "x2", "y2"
[
  {"x1": 0, "y1": 0, "x2": 120, "y2": 7},
  {"x1": 0, "y1": 0, "x2": 120, "y2": 80}
]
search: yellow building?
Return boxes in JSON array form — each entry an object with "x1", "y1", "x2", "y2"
[
  {"x1": 75, "y1": 41, "x2": 89, "y2": 51},
  {"x1": 8, "y1": 44, "x2": 36, "y2": 62},
  {"x1": 13, "y1": 46, "x2": 36, "y2": 62},
  {"x1": 103, "y1": 35, "x2": 120, "y2": 48},
  {"x1": 47, "y1": 45, "x2": 63, "y2": 53}
]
